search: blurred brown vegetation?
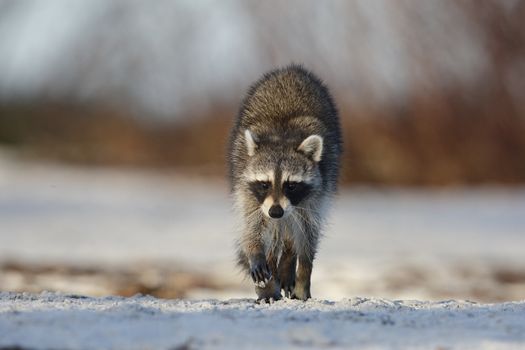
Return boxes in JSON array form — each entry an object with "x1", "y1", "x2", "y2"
[
  {"x1": 0, "y1": 102, "x2": 232, "y2": 177},
  {"x1": 0, "y1": 1, "x2": 524, "y2": 186},
  {"x1": 1, "y1": 86, "x2": 524, "y2": 187}
]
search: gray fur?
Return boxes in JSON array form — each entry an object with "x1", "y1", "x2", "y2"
[{"x1": 228, "y1": 64, "x2": 342, "y2": 301}]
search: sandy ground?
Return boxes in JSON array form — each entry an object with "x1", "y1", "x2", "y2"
[
  {"x1": 1, "y1": 292, "x2": 525, "y2": 350},
  {"x1": 1, "y1": 152, "x2": 524, "y2": 302},
  {"x1": 1, "y1": 153, "x2": 525, "y2": 349}
]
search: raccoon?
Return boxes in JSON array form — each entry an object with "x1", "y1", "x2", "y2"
[{"x1": 228, "y1": 64, "x2": 342, "y2": 301}]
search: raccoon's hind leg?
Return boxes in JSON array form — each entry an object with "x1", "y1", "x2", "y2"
[
  {"x1": 292, "y1": 255, "x2": 313, "y2": 301},
  {"x1": 278, "y1": 240, "x2": 297, "y2": 298}
]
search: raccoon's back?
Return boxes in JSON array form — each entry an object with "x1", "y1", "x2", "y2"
[
  {"x1": 238, "y1": 65, "x2": 339, "y2": 134},
  {"x1": 228, "y1": 65, "x2": 342, "y2": 191}
]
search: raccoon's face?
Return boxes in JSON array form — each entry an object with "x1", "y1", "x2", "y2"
[{"x1": 243, "y1": 130, "x2": 323, "y2": 219}]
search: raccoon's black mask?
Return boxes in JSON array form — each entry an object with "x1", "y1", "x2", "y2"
[{"x1": 248, "y1": 180, "x2": 312, "y2": 206}]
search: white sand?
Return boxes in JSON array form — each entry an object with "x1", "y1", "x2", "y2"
[
  {"x1": 1, "y1": 292, "x2": 524, "y2": 350},
  {"x1": 2, "y1": 154, "x2": 525, "y2": 348}
]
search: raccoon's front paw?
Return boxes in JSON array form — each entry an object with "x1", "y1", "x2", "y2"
[
  {"x1": 256, "y1": 279, "x2": 282, "y2": 303},
  {"x1": 291, "y1": 283, "x2": 311, "y2": 301},
  {"x1": 249, "y1": 259, "x2": 272, "y2": 285}
]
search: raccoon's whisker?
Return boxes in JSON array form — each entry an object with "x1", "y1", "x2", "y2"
[
  {"x1": 269, "y1": 224, "x2": 282, "y2": 261},
  {"x1": 294, "y1": 206, "x2": 319, "y2": 219},
  {"x1": 294, "y1": 205, "x2": 318, "y2": 216},
  {"x1": 289, "y1": 212, "x2": 305, "y2": 249},
  {"x1": 294, "y1": 207, "x2": 310, "y2": 222},
  {"x1": 244, "y1": 210, "x2": 260, "y2": 222},
  {"x1": 297, "y1": 212, "x2": 321, "y2": 226},
  {"x1": 291, "y1": 208, "x2": 308, "y2": 223},
  {"x1": 294, "y1": 205, "x2": 313, "y2": 212},
  {"x1": 293, "y1": 210, "x2": 318, "y2": 261},
  {"x1": 290, "y1": 211, "x2": 314, "y2": 259},
  {"x1": 244, "y1": 207, "x2": 263, "y2": 222},
  {"x1": 293, "y1": 207, "x2": 321, "y2": 227}
]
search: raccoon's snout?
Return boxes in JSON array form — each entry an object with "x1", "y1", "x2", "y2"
[{"x1": 268, "y1": 205, "x2": 284, "y2": 219}]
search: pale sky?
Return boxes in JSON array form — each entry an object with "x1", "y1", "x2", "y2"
[{"x1": 0, "y1": 0, "x2": 493, "y2": 119}]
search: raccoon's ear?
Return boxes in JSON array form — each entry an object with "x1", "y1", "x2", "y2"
[
  {"x1": 244, "y1": 129, "x2": 258, "y2": 157},
  {"x1": 298, "y1": 135, "x2": 323, "y2": 162}
]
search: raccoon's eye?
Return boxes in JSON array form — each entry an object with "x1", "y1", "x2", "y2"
[
  {"x1": 284, "y1": 181, "x2": 312, "y2": 205},
  {"x1": 258, "y1": 181, "x2": 270, "y2": 190},
  {"x1": 285, "y1": 182, "x2": 298, "y2": 192},
  {"x1": 249, "y1": 181, "x2": 271, "y2": 203}
]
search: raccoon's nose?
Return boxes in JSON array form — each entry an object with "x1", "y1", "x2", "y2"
[{"x1": 269, "y1": 205, "x2": 284, "y2": 219}]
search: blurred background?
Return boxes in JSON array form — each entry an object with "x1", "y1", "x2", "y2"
[{"x1": 1, "y1": 0, "x2": 524, "y2": 302}]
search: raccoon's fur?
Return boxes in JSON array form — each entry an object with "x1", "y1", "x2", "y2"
[{"x1": 228, "y1": 64, "x2": 342, "y2": 301}]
